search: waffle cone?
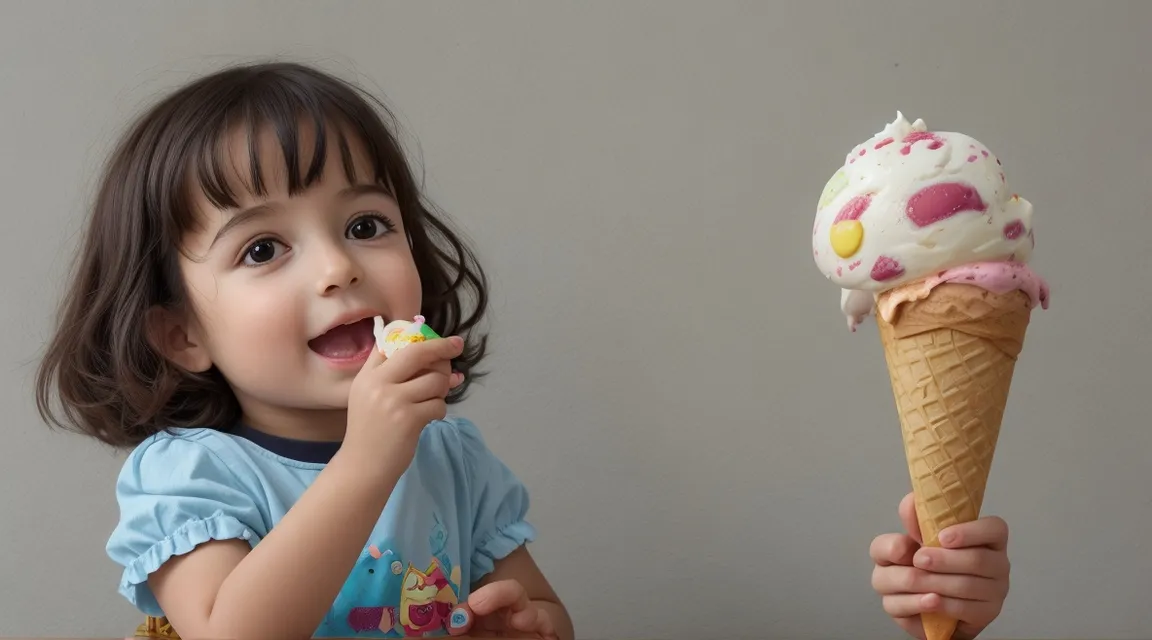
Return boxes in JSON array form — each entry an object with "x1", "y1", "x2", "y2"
[{"x1": 875, "y1": 283, "x2": 1033, "y2": 640}]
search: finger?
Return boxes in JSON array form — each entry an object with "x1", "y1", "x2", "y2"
[
  {"x1": 398, "y1": 369, "x2": 455, "y2": 403},
  {"x1": 873, "y1": 565, "x2": 1004, "y2": 601},
  {"x1": 870, "y1": 533, "x2": 919, "y2": 567},
  {"x1": 508, "y1": 606, "x2": 551, "y2": 635},
  {"x1": 411, "y1": 397, "x2": 449, "y2": 427},
  {"x1": 431, "y1": 361, "x2": 465, "y2": 389},
  {"x1": 535, "y1": 609, "x2": 558, "y2": 640},
  {"x1": 939, "y1": 516, "x2": 1009, "y2": 550},
  {"x1": 411, "y1": 364, "x2": 463, "y2": 389},
  {"x1": 920, "y1": 592, "x2": 1003, "y2": 625},
  {"x1": 468, "y1": 579, "x2": 531, "y2": 616},
  {"x1": 447, "y1": 604, "x2": 474, "y2": 636},
  {"x1": 379, "y1": 336, "x2": 465, "y2": 382},
  {"x1": 898, "y1": 492, "x2": 924, "y2": 545},
  {"x1": 914, "y1": 546, "x2": 1011, "y2": 579},
  {"x1": 881, "y1": 593, "x2": 927, "y2": 619}
]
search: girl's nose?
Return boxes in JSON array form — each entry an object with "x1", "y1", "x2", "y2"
[{"x1": 316, "y1": 246, "x2": 363, "y2": 295}]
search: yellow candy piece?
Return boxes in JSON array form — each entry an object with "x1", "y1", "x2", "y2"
[
  {"x1": 830, "y1": 220, "x2": 864, "y2": 258},
  {"x1": 818, "y1": 169, "x2": 848, "y2": 210}
]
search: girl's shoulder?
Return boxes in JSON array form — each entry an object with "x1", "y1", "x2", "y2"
[
  {"x1": 415, "y1": 414, "x2": 514, "y2": 478},
  {"x1": 121, "y1": 427, "x2": 268, "y2": 476}
]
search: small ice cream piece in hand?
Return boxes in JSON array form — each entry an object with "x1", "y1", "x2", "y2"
[{"x1": 373, "y1": 314, "x2": 442, "y2": 358}]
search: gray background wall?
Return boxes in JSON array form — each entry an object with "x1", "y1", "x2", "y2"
[{"x1": 1, "y1": 1, "x2": 1149, "y2": 638}]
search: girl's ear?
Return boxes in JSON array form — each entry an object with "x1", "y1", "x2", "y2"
[{"x1": 145, "y1": 306, "x2": 212, "y2": 373}]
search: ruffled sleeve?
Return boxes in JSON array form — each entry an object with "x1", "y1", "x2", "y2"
[
  {"x1": 105, "y1": 431, "x2": 264, "y2": 616},
  {"x1": 450, "y1": 417, "x2": 537, "y2": 580}
]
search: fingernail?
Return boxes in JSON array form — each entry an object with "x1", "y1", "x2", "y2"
[
  {"x1": 913, "y1": 551, "x2": 931, "y2": 568},
  {"x1": 450, "y1": 607, "x2": 469, "y2": 629},
  {"x1": 939, "y1": 529, "x2": 956, "y2": 546},
  {"x1": 449, "y1": 336, "x2": 464, "y2": 347}
]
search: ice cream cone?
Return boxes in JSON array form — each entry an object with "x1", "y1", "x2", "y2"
[{"x1": 875, "y1": 283, "x2": 1033, "y2": 640}]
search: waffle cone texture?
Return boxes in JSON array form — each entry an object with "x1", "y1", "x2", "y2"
[{"x1": 875, "y1": 283, "x2": 1033, "y2": 640}]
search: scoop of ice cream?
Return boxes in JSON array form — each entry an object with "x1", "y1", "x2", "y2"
[
  {"x1": 373, "y1": 314, "x2": 441, "y2": 358},
  {"x1": 812, "y1": 112, "x2": 1041, "y2": 329}
]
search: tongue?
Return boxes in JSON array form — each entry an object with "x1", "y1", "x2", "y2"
[{"x1": 310, "y1": 318, "x2": 374, "y2": 358}]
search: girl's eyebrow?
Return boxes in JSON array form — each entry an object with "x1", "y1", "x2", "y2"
[
  {"x1": 208, "y1": 185, "x2": 389, "y2": 249},
  {"x1": 210, "y1": 204, "x2": 276, "y2": 249}
]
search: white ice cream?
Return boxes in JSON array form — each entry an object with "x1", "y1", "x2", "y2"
[{"x1": 812, "y1": 112, "x2": 1036, "y2": 330}]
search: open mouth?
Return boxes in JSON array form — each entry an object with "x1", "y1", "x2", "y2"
[{"x1": 308, "y1": 317, "x2": 376, "y2": 361}]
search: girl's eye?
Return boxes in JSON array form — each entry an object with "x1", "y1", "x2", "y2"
[
  {"x1": 242, "y1": 239, "x2": 286, "y2": 266},
  {"x1": 346, "y1": 214, "x2": 395, "y2": 241}
]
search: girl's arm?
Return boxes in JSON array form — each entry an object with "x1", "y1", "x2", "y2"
[
  {"x1": 148, "y1": 447, "x2": 405, "y2": 640},
  {"x1": 147, "y1": 335, "x2": 463, "y2": 640}
]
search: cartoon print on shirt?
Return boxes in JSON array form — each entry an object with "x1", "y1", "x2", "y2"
[
  {"x1": 320, "y1": 514, "x2": 462, "y2": 637},
  {"x1": 399, "y1": 515, "x2": 463, "y2": 635},
  {"x1": 398, "y1": 558, "x2": 459, "y2": 634}
]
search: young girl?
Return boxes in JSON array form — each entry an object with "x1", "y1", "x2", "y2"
[
  {"x1": 35, "y1": 60, "x2": 1012, "y2": 640},
  {"x1": 35, "y1": 61, "x2": 572, "y2": 640}
]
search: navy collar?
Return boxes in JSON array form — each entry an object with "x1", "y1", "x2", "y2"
[{"x1": 231, "y1": 424, "x2": 342, "y2": 464}]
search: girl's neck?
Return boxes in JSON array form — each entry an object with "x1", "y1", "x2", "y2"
[{"x1": 237, "y1": 399, "x2": 348, "y2": 443}]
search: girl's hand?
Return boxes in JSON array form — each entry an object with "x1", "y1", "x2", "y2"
[
  {"x1": 870, "y1": 492, "x2": 1011, "y2": 640},
  {"x1": 344, "y1": 335, "x2": 464, "y2": 465},
  {"x1": 448, "y1": 580, "x2": 559, "y2": 640}
]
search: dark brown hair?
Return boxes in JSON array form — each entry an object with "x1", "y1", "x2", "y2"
[{"x1": 35, "y1": 61, "x2": 490, "y2": 448}]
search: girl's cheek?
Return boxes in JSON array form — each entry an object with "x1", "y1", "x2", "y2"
[{"x1": 230, "y1": 286, "x2": 304, "y2": 336}]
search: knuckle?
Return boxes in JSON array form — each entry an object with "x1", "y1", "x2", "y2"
[{"x1": 363, "y1": 385, "x2": 386, "y2": 406}]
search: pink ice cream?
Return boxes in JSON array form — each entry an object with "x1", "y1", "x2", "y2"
[{"x1": 876, "y1": 261, "x2": 1051, "y2": 323}]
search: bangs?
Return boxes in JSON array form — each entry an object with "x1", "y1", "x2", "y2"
[
  {"x1": 197, "y1": 109, "x2": 366, "y2": 211},
  {"x1": 151, "y1": 63, "x2": 405, "y2": 235}
]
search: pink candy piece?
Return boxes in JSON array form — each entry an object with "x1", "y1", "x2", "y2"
[
  {"x1": 900, "y1": 131, "x2": 945, "y2": 155},
  {"x1": 905, "y1": 182, "x2": 987, "y2": 228},
  {"x1": 834, "y1": 195, "x2": 872, "y2": 223},
  {"x1": 871, "y1": 256, "x2": 905, "y2": 281}
]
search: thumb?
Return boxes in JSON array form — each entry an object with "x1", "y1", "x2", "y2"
[{"x1": 898, "y1": 491, "x2": 924, "y2": 545}]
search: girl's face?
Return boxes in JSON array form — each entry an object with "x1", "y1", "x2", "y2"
[{"x1": 176, "y1": 126, "x2": 422, "y2": 436}]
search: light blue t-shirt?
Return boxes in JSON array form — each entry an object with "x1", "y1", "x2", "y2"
[{"x1": 105, "y1": 415, "x2": 535, "y2": 638}]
